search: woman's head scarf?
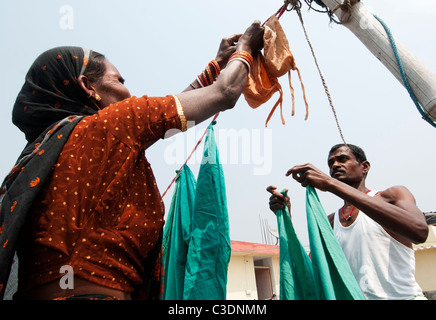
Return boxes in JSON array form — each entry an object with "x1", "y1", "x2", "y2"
[
  {"x1": 13, "y1": 46, "x2": 100, "y2": 143},
  {"x1": 1, "y1": 46, "x2": 100, "y2": 299}
]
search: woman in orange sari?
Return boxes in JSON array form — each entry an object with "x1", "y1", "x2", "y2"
[{"x1": 0, "y1": 21, "x2": 264, "y2": 300}]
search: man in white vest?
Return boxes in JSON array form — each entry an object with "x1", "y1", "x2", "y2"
[{"x1": 268, "y1": 143, "x2": 428, "y2": 300}]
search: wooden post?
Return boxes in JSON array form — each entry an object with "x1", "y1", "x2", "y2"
[{"x1": 320, "y1": 0, "x2": 436, "y2": 122}]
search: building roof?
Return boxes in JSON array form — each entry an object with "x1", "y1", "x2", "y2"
[
  {"x1": 231, "y1": 240, "x2": 279, "y2": 256},
  {"x1": 425, "y1": 212, "x2": 436, "y2": 225}
]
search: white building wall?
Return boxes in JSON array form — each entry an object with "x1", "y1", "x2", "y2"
[
  {"x1": 226, "y1": 253, "x2": 280, "y2": 300},
  {"x1": 226, "y1": 255, "x2": 258, "y2": 300}
]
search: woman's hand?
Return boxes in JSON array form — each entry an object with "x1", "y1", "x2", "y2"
[
  {"x1": 236, "y1": 20, "x2": 264, "y2": 54},
  {"x1": 177, "y1": 20, "x2": 265, "y2": 125},
  {"x1": 215, "y1": 34, "x2": 242, "y2": 70},
  {"x1": 215, "y1": 19, "x2": 264, "y2": 69}
]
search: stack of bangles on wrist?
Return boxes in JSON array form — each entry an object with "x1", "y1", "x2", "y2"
[
  {"x1": 228, "y1": 50, "x2": 253, "y2": 73},
  {"x1": 197, "y1": 59, "x2": 221, "y2": 87},
  {"x1": 195, "y1": 51, "x2": 253, "y2": 88}
]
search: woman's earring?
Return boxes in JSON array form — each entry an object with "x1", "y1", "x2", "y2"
[{"x1": 87, "y1": 91, "x2": 101, "y2": 102}]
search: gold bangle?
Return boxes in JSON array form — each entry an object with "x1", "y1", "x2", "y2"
[{"x1": 173, "y1": 95, "x2": 187, "y2": 132}]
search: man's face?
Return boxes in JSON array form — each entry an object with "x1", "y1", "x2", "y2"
[{"x1": 327, "y1": 146, "x2": 368, "y2": 184}]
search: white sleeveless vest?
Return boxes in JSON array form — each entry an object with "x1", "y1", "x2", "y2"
[{"x1": 333, "y1": 190, "x2": 425, "y2": 300}]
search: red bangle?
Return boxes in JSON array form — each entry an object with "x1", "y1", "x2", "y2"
[
  {"x1": 197, "y1": 60, "x2": 221, "y2": 87},
  {"x1": 210, "y1": 60, "x2": 221, "y2": 77},
  {"x1": 205, "y1": 67, "x2": 214, "y2": 85},
  {"x1": 197, "y1": 75, "x2": 206, "y2": 87}
]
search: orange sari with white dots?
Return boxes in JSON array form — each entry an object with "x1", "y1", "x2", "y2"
[
  {"x1": 16, "y1": 95, "x2": 186, "y2": 297},
  {"x1": 1, "y1": 46, "x2": 187, "y2": 299}
]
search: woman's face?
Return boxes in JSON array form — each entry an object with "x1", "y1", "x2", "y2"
[{"x1": 92, "y1": 60, "x2": 131, "y2": 108}]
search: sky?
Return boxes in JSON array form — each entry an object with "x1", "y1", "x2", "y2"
[{"x1": 0, "y1": 0, "x2": 435, "y2": 249}]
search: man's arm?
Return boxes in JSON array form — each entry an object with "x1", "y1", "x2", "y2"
[
  {"x1": 375, "y1": 185, "x2": 428, "y2": 245},
  {"x1": 331, "y1": 180, "x2": 427, "y2": 245},
  {"x1": 287, "y1": 163, "x2": 428, "y2": 245}
]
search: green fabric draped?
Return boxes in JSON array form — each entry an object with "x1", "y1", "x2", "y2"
[
  {"x1": 162, "y1": 164, "x2": 196, "y2": 300},
  {"x1": 276, "y1": 189, "x2": 318, "y2": 300},
  {"x1": 277, "y1": 186, "x2": 364, "y2": 300},
  {"x1": 306, "y1": 185, "x2": 364, "y2": 300},
  {"x1": 163, "y1": 122, "x2": 230, "y2": 300}
]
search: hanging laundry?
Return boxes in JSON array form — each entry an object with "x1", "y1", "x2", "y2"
[
  {"x1": 305, "y1": 185, "x2": 364, "y2": 300},
  {"x1": 162, "y1": 164, "x2": 196, "y2": 300},
  {"x1": 243, "y1": 15, "x2": 309, "y2": 126},
  {"x1": 276, "y1": 186, "x2": 364, "y2": 300},
  {"x1": 183, "y1": 122, "x2": 230, "y2": 300},
  {"x1": 276, "y1": 189, "x2": 318, "y2": 300},
  {"x1": 162, "y1": 121, "x2": 231, "y2": 300}
]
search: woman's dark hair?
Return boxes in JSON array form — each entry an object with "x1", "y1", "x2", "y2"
[
  {"x1": 329, "y1": 144, "x2": 367, "y2": 163},
  {"x1": 84, "y1": 51, "x2": 106, "y2": 83}
]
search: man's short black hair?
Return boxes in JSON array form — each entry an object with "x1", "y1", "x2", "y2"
[{"x1": 329, "y1": 144, "x2": 367, "y2": 163}]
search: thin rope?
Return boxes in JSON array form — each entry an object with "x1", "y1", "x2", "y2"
[
  {"x1": 305, "y1": 0, "x2": 435, "y2": 127},
  {"x1": 286, "y1": 0, "x2": 347, "y2": 145},
  {"x1": 161, "y1": 113, "x2": 220, "y2": 198},
  {"x1": 373, "y1": 14, "x2": 436, "y2": 128}
]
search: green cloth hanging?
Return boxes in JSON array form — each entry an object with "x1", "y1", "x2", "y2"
[
  {"x1": 305, "y1": 185, "x2": 364, "y2": 300},
  {"x1": 183, "y1": 122, "x2": 231, "y2": 300},
  {"x1": 276, "y1": 189, "x2": 318, "y2": 300},
  {"x1": 162, "y1": 121, "x2": 230, "y2": 300},
  {"x1": 277, "y1": 186, "x2": 364, "y2": 300},
  {"x1": 162, "y1": 164, "x2": 196, "y2": 300}
]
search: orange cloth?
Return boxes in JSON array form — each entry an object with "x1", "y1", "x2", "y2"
[
  {"x1": 243, "y1": 15, "x2": 309, "y2": 126},
  {"x1": 17, "y1": 95, "x2": 186, "y2": 295}
]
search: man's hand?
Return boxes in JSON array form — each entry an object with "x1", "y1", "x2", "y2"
[
  {"x1": 286, "y1": 163, "x2": 333, "y2": 192},
  {"x1": 267, "y1": 185, "x2": 291, "y2": 216}
]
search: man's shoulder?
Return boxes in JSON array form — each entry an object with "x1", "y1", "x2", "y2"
[{"x1": 376, "y1": 185, "x2": 413, "y2": 203}]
